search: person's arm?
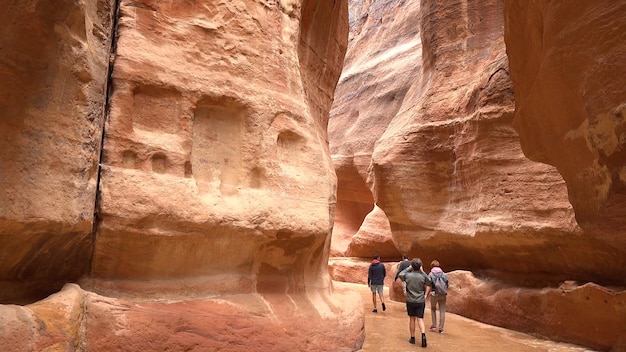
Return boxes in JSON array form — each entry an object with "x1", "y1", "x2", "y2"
[
  {"x1": 424, "y1": 273, "x2": 432, "y2": 298},
  {"x1": 394, "y1": 262, "x2": 402, "y2": 281},
  {"x1": 398, "y1": 266, "x2": 412, "y2": 282}
]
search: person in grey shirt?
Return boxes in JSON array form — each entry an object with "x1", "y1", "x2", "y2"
[{"x1": 398, "y1": 258, "x2": 432, "y2": 347}]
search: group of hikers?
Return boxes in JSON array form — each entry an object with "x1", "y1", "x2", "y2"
[{"x1": 367, "y1": 254, "x2": 449, "y2": 348}]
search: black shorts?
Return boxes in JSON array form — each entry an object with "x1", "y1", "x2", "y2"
[{"x1": 406, "y1": 301, "x2": 426, "y2": 318}]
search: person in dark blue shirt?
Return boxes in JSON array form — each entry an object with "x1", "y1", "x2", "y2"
[{"x1": 367, "y1": 254, "x2": 387, "y2": 313}]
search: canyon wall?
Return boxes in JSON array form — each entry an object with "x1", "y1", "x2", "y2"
[
  {"x1": 329, "y1": 0, "x2": 626, "y2": 350},
  {"x1": 0, "y1": 0, "x2": 113, "y2": 304},
  {"x1": 504, "y1": 0, "x2": 626, "y2": 263},
  {"x1": 0, "y1": 0, "x2": 364, "y2": 351}
]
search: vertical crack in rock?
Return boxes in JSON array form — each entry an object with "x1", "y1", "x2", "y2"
[{"x1": 89, "y1": 0, "x2": 122, "y2": 273}]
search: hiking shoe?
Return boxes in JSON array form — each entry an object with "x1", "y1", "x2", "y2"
[
  {"x1": 372, "y1": 308, "x2": 378, "y2": 313},
  {"x1": 421, "y1": 335, "x2": 427, "y2": 347},
  {"x1": 409, "y1": 337, "x2": 416, "y2": 344},
  {"x1": 439, "y1": 329, "x2": 444, "y2": 334},
  {"x1": 382, "y1": 303, "x2": 386, "y2": 311},
  {"x1": 429, "y1": 325, "x2": 437, "y2": 331}
]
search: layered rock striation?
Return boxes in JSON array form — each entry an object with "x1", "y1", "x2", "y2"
[
  {"x1": 331, "y1": 0, "x2": 584, "y2": 280},
  {"x1": 504, "y1": 0, "x2": 626, "y2": 273},
  {"x1": 329, "y1": 0, "x2": 626, "y2": 350}
]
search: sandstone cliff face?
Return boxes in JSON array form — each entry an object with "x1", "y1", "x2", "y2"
[
  {"x1": 0, "y1": 0, "x2": 364, "y2": 351},
  {"x1": 0, "y1": 0, "x2": 113, "y2": 303},
  {"x1": 94, "y1": 0, "x2": 345, "y2": 293},
  {"x1": 504, "y1": 0, "x2": 626, "y2": 266},
  {"x1": 329, "y1": 0, "x2": 422, "y2": 258},
  {"x1": 331, "y1": 0, "x2": 584, "y2": 278},
  {"x1": 329, "y1": 0, "x2": 626, "y2": 350}
]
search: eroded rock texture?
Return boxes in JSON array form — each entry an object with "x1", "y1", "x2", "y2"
[
  {"x1": 0, "y1": 0, "x2": 113, "y2": 303},
  {"x1": 446, "y1": 271, "x2": 626, "y2": 352},
  {"x1": 331, "y1": 0, "x2": 585, "y2": 278},
  {"x1": 504, "y1": 1, "x2": 626, "y2": 260},
  {"x1": 95, "y1": 0, "x2": 346, "y2": 292},
  {"x1": 1, "y1": 0, "x2": 364, "y2": 351},
  {"x1": 329, "y1": 0, "x2": 625, "y2": 350},
  {"x1": 0, "y1": 284, "x2": 363, "y2": 352},
  {"x1": 329, "y1": 0, "x2": 422, "y2": 258},
  {"x1": 88, "y1": 0, "x2": 362, "y2": 351}
]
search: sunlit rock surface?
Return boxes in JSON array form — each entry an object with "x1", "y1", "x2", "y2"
[{"x1": 90, "y1": 0, "x2": 362, "y2": 350}]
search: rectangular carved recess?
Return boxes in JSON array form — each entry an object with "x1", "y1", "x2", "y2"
[{"x1": 192, "y1": 101, "x2": 245, "y2": 194}]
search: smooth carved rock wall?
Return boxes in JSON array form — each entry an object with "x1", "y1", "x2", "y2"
[
  {"x1": 329, "y1": 0, "x2": 626, "y2": 350},
  {"x1": 371, "y1": 0, "x2": 582, "y2": 278},
  {"x1": 95, "y1": 0, "x2": 345, "y2": 290},
  {"x1": 504, "y1": 1, "x2": 626, "y2": 263},
  {"x1": 0, "y1": 0, "x2": 114, "y2": 303},
  {"x1": 0, "y1": 0, "x2": 365, "y2": 350},
  {"x1": 329, "y1": 0, "x2": 422, "y2": 258},
  {"x1": 330, "y1": 0, "x2": 586, "y2": 282},
  {"x1": 88, "y1": 0, "x2": 363, "y2": 350}
]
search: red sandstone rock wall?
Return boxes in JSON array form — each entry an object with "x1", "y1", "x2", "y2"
[
  {"x1": 0, "y1": 0, "x2": 114, "y2": 303},
  {"x1": 0, "y1": 1, "x2": 364, "y2": 351},
  {"x1": 446, "y1": 271, "x2": 626, "y2": 352},
  {"x1": 329, "y1": 0, "x2": 626, "y2": 350},
  {"x1": 330, "y1": 0, "x2": 587, "y2": 279},
  {"x1": 504, "y1": 0, "x2": 626, "y2": 266}
]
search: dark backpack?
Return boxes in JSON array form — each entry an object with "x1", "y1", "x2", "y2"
[{"x1": 432, "y1": 273, "x2": 448, "y2": 295}]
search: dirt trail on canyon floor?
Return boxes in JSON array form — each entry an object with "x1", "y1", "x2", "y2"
[{"x1": 335, "y1": 282, "x2": 596, "y2": 352}]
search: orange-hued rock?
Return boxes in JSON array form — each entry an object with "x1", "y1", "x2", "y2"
[
  {"x1": 84, "y1": 287, "x2": 363, "y2": 352},
  {"x1": 0, "y1": 0, "x2": 364, "y2": 350},
  {"x1": 95, "y1": 0, "x2": 346, "y2": 285},
  {"x1": 369, "y1": 0, "x2": 585, "y2": 278},
  {"x1": 331, "y1": 0, "x2": 588, "y2": 280},
  {"x1": 0, "y1": 283, "x2": 364, "y2": 352},
  {"x1": 345, "y1": 205, "x2": 397, "y2": 258},
  {"x1": 329, "y1": 257, "x2": 395, "y2": 289},
  {"x1": 88, "y1": 0, "x2": 361, "y2": 350},
  {"x1": 0, "y1": 284, "x2": 85, "y2": 352},
  {"x1": 328, "y1": 0, "x2": 625, "y2": 350},
  {"x1": 446, "y1": 271, "x2": 626, "y2": 352},
  {"x1": 504, "y1": 1, "x2": 626, "y2": 258},
  {"x1": 0, "y1": 0, "x2": 114, "y2": 303},
  {"x1": 329, "y1": 0, "x2": 422, "y2": 258}
]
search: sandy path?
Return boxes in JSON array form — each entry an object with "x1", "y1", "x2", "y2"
[{"x1": 335, "y1": 282, "x2": 596, "y2": 352}]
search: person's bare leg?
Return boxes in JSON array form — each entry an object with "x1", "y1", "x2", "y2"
[
  {"x1": 371, "y1": 292, "x2": 377, "y2": 311},
  {"x1": 409, "y1": 316, "x2": 416, "y2": 337},
  {"x1": 378, "y1": 291, "x2": 386, "y2": 311},
  {"x1": 418, "y1": 317, "x2": 427, "y2": 347}
]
